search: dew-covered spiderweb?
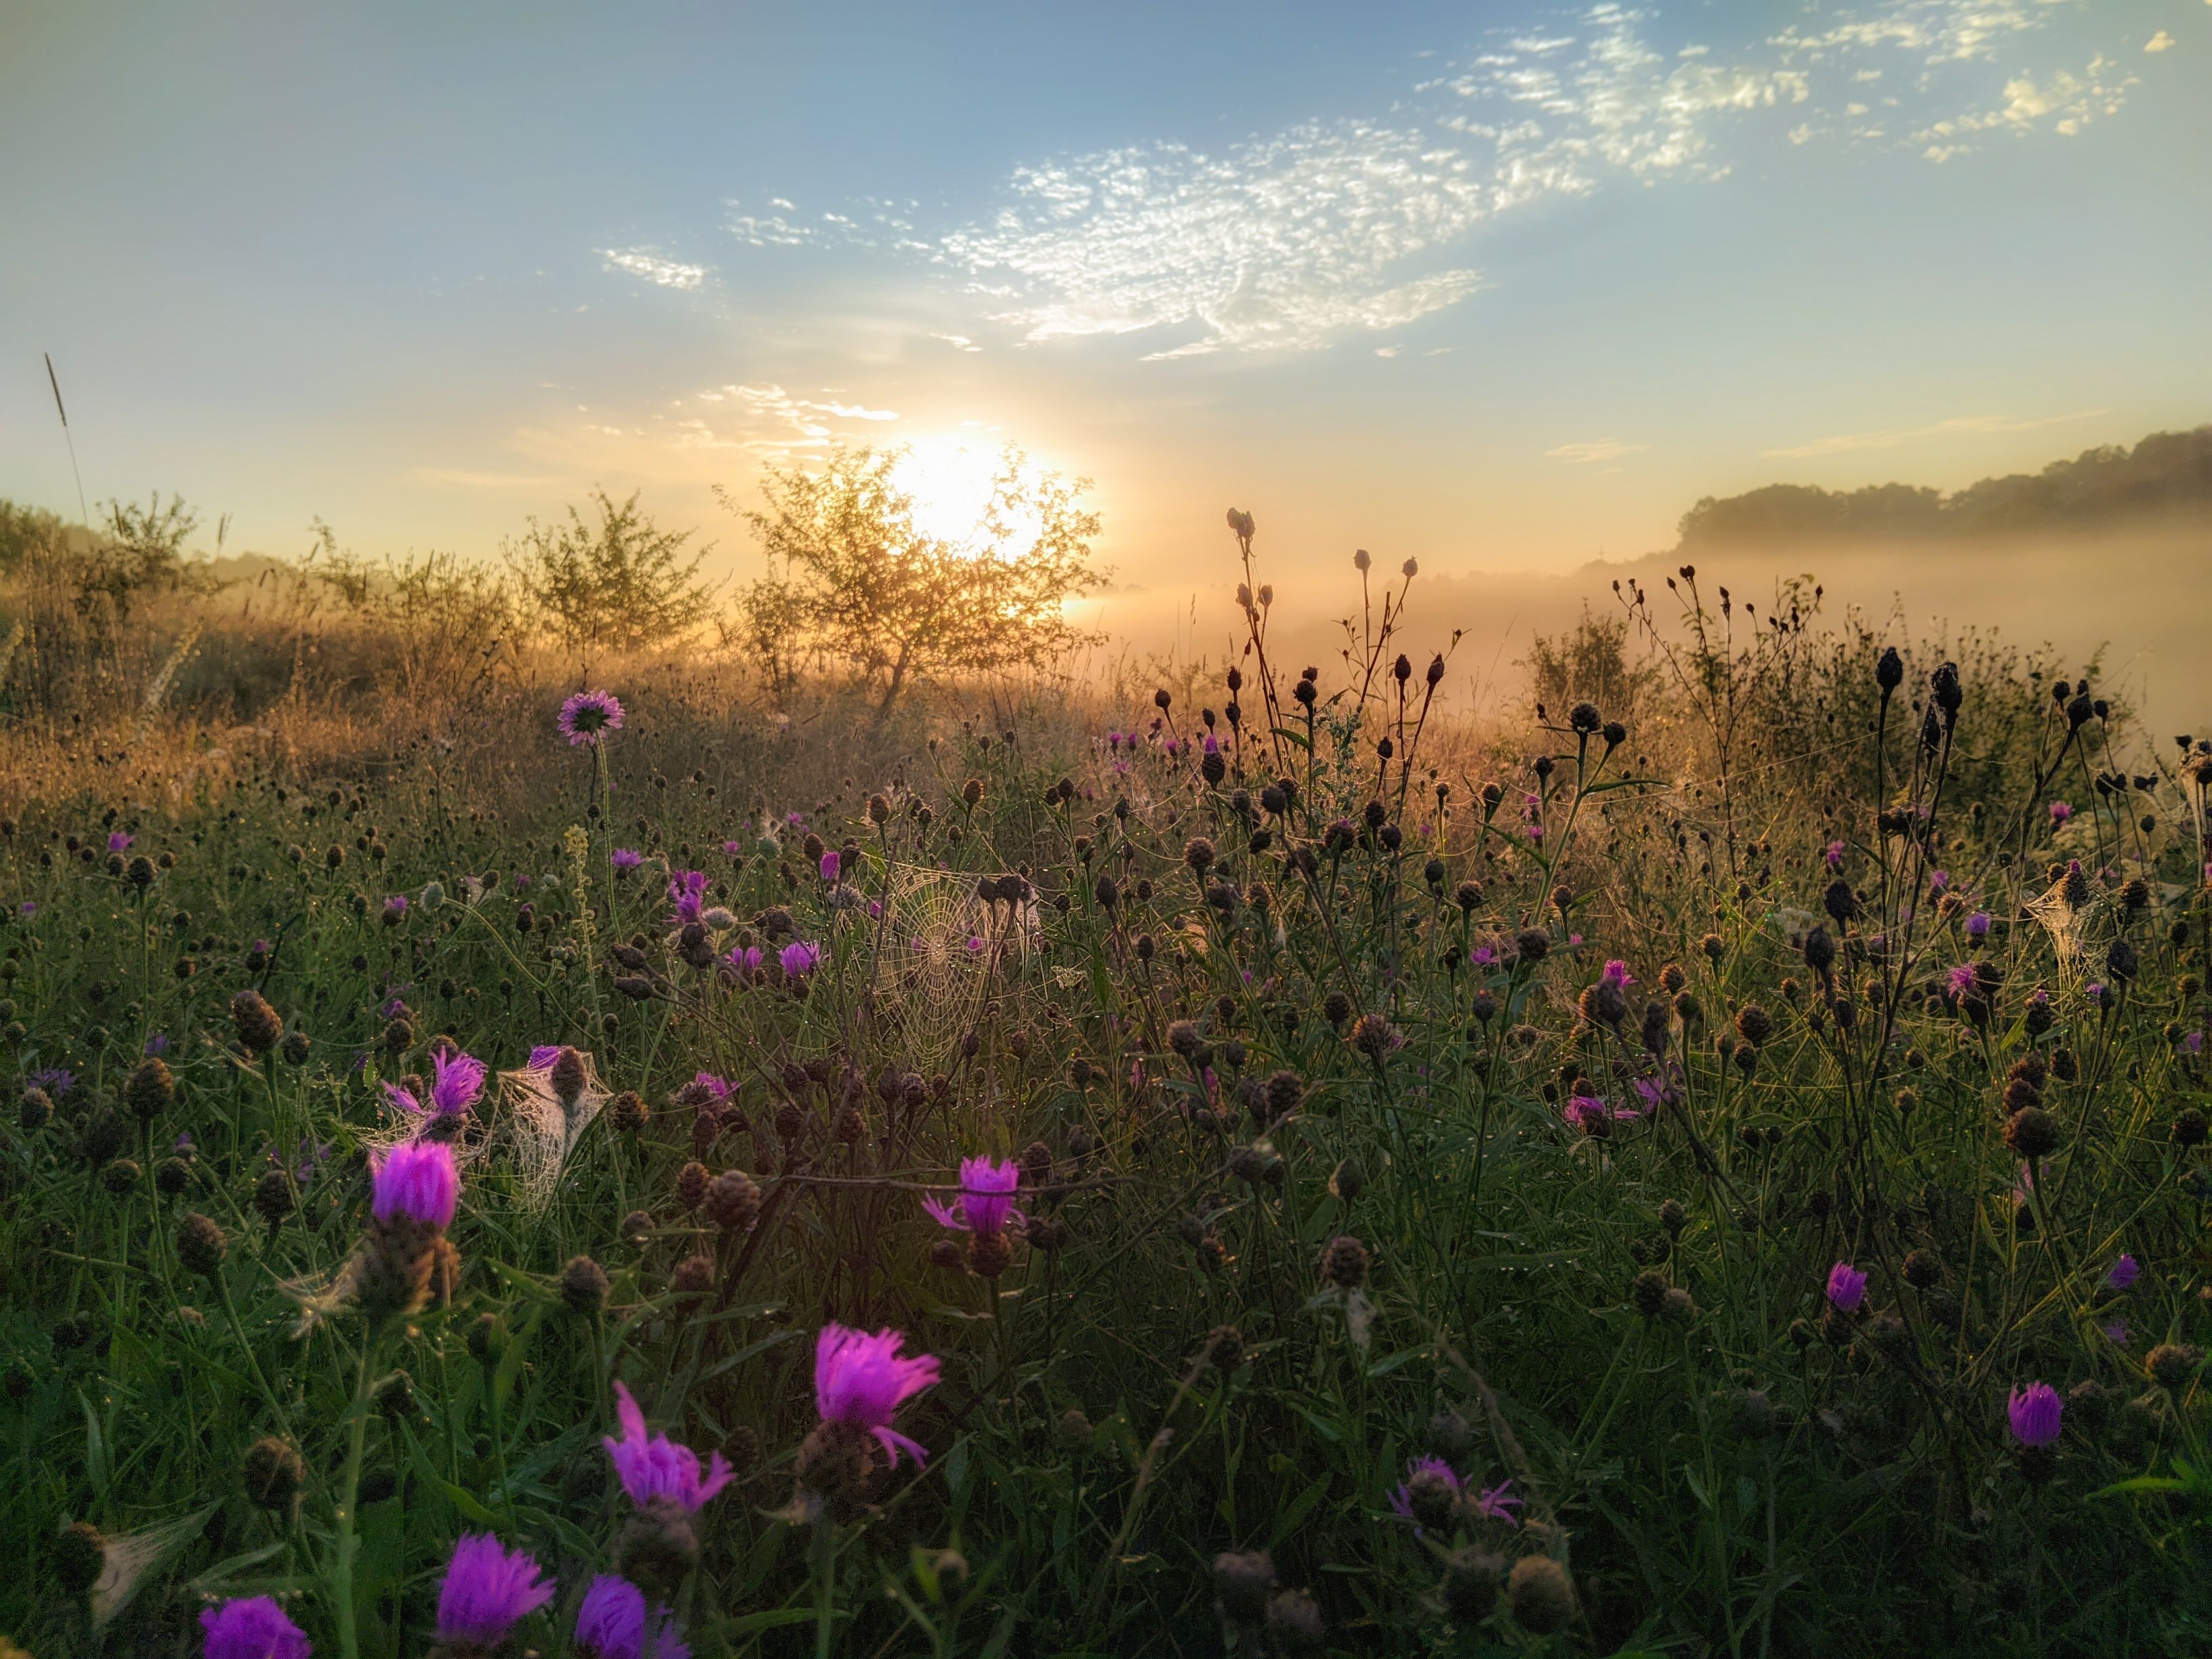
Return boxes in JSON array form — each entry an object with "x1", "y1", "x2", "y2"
[{"x1": 501, "y1": 1050, "x2": 611, "y2": 1212}]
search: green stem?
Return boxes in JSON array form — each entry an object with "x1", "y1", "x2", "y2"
[{"x1": 332, "y1": 1335, "x2": 378, "y2": 1659}]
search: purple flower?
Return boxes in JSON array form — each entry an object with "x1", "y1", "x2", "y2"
[
  {"x1": 2107, "y1": 1254, "x2": 2140, "y2": 1290},
  {"x1": 371, "y1": 1140, "x2": 459, "y2": 1230},
  {"x1": 1965, "y1": 910, "x2": 1991, "y2": 940},
  {"x1": 559, "y1": 690, "x2": 626, "y2": 747},
  {"x1": 722, "y1": 838, "x2": 743, "y2": 857},
  {"x1": 1826, "y1": 1261, "x2": 1867, "y2": 1313},
  {"x1": 815, "y1": 1323, "x2": 939, "y2": 1469},
  {"x1": 436, "y1": 1534, "x2": 554, "y2": 1647},
  {"x1": 528, "y1": 1044, "x2": 562, "y2": 1069},
  {"x1": 2049, "y1": 800, "x2": 2072, "y2": 825},
  {"x1": 666, "y1": 870, "x2": 706, "y2": 928},
  {"x1": 724, "y1": 944, "x2": 764, "y2": 979},
  {"x1": 689, "y1": 1071, "x2": 732, "y2": 1103},
  {"x1": 922, "y1": 1156, "x2": 1025, "y2": 1236},
  {"x1": 1824, "y1": 840, "x2": 1845, "y2": 872},
  {"x1": 611, "y1": 848, "x2": 643, "y2": 871},
  {"x1": 2104, "y1": 1319, "x2": 2131, "y2": 1345},
  {"x1": 1389, "y1": 1455, "x2": 1460, "y2": 1522},
  {"x1": 2007, "y1": 1382, "x2": 2062, "y2": 1448},
  {"x1": 1599, "y1": 960, "x2": 1635, "y2": 990},
  {"x1": 819, "y1": 850, "x2": 842, "y2": 882},
  {"x1": 428, "y1": 1049, "x2": 487, "y2": 1116},
  {"x1": 145, "y1": 1032, "x2": 171, "y2": 1056},
  {"x1": 108, "y1": 831, "x2": 134, "y2": 853},
  {"x1": 382, "y1": 895, "x2": 410, "y2": 921},
  {"x1": 575, "y1": 1576, "x2": 689, "y2": 1659},
  {"x1": 201, "y1": 1597, "x2": 310, "y2": 1659},
  {"x1": 29, "y1": 1067, "x2": 74, "y2": 1098},
  {"x1": 1945, "y1": 964, "x2": 1977, "y2": 1000},
  {"x1": 778, "y1": 940, "x2": 821, "y2": 979},
  {"x1": 16, "y1": 901, "x2": 35, "y2": 916},
  {"x1": 1472, "y1": 1479, "x2": 1523, "y2": 1525},
  {"x1": 1928, "y1": 869, "x2": 1948, "y2": 895},
  {"x1": 603, "y1": 1380, "x2": 733, "y2": 1512}
]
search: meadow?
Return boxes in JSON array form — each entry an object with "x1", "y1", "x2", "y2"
[{"x1": 2, "y1": 523, "x2": 2209, "y2": 1659}]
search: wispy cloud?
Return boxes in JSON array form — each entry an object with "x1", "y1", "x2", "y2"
[
  {"x1": 1763, "y1": 409, "x2": 2108, "y2": 459},
  {"x1": 684, "y1": 0, "x2": 2162, "y2": 359},
  {"x1": 689, "y1": 384, "x2": 903, "y2": 453},
  {"x1": 600, "y1": 247, "x2": 708, "y2": 290},
  {"x1": 1547, "y1": 438, "x2": 1648, "y2": 464}
]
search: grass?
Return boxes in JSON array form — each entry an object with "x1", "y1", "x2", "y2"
[{"x1": 1, "y1": 558, "x2": 2209, "y2": 1658}]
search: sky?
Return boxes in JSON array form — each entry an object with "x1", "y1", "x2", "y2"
[{"x1": 2, "y1": 0, "x2": 2207, "y2": 634}]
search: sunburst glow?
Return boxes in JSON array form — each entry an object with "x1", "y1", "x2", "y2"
[{"x1": 893, "y1": 438, "x2": 1042, "y2": 556}]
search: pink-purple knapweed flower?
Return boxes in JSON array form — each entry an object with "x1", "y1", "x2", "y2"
[
  {"x1": 2007, "y1": 1382, "x2": 2062, "y2": 1448},
  {"x1": 922, "y1": 1156, "x2": 1024, "y2": 1236},
  {"x1": 559, "y1": 690, "x2": 625, "y2": 746},
  {"x1": 371, "y1": 1140, "x2": 459, "y2": 1230},
  {"x1": 108, "y1": 830, "x2": 133, "y2": 853},
  {"x1": 1965, "y1": 910, "x2": 1991, "y2": 940},
  {"x1": 815, "y1": 1323, "x2": 939, "y2": 1469},
  {"x1": 2108, "y1": 1253, "x2": 2141, "y2": 1290},
  {"x1": 666, "y1": 871, "x2": 706, "y2": 928},
  {"x1": 201, "y1": 1597, "x2": 310, "y2": 1659},
  {"x1": 382, "y1": 895, "x2": 410, "y2": 923},
  {"x1": 2049, "y1": 800, "x2": 2072, "y2": 825},
  {"x1": 724, "y1": 944, "x2": 764, "y2": 979},
  {"x1": 1824, "y1": 839, "x2": 1845, "y2": 872},
  {"x1": 1826, "y1": 1261, "x2": 1867, "y2": 1313},
  {"x1": 603, "y1": 1380, "x2": 733, "y2": 1512},
  {"x1": 574, "y1": 1576, "x2": 688, "y2": 1659},
  {"x1": 778, "y1": 940, "x2": 821, "y2": 979},
  {"x1": 819, "y1": 850, "x2": 842, "y2": 882},
  {"x1": 611, "y1": 848, "x2": 643, "y2": 872},
  {"x1": 1387, "y1": 1457, "x2": 1523, "y2": 1528},
  {"x1": 436, "y1": 1533, "x2": 554, "y2": 1648},
  {"x1": 527, "y1": 1044, "x2": 562, "y2": 1069}
]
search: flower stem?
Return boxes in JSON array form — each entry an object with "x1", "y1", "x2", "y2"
[{"x1": 331, "y1": 1335, "x2": 377, "y2": 1659}]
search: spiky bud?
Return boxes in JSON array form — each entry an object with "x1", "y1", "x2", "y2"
[{"x1": 560, "y1": 1254, "x2": 610, "y2": 1315}]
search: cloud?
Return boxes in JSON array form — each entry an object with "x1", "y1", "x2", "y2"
[
  {"x1": 690, "y1": 384, "x2": 903, "y2": 453},
  {"x1": 1547, "y1": 438, "x2": 1648, "y2": 464},
  {"x1": 701, "y1": 0, "x2": 2165, "y2": 357},
  {"x1": 600, "y1": 248, "x2": 707, "y2": 290},
  {"x1": 2145, "y1": 31, "x2": 2174, "y2": 53},
  {"x1": 1762, "y1": 409, "x2": 2108, "y2": 458}
]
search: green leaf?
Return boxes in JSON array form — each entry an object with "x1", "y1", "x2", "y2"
[{"x1": 1271, "y1": 726, "x2": 1313, "y2": 751}]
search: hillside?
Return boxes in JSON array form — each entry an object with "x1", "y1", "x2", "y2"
[{"x1": 1675, "y1": 424, "x2": 2212, "y2": 552}]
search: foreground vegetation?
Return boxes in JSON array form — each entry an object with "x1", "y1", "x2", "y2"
[{"x1": 1, "y1": 514, "x2": 2209, "y2": 1658}]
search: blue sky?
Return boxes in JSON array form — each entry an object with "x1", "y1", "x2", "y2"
[{"x1": 2, "y1": 0, "x2": 2205, "y2": 614}]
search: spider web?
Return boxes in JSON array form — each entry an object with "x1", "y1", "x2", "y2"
[
  {"x1": 2023, "y1": 870, "x2": 2110, "y2": 991},
  {"x1": 868, "y1": 865, "x2": 1028, "y2": 1069},
  {"x1": 501, "y1": 1051, "x2": 611, "y2": 1212}
]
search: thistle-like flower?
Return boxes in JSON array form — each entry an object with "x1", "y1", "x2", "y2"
[
  {"x1": 574, "y1": 1576, "x2": 689, "y2": 1659},
  {"x1": 603, "y1": 1381, "x2": 734, "y2": 1512},
  {"x1": 922, "y1": 1156, "x2": 1024, "y2": 1237},
  {"x1": 815, "y1": 1322, "x2": 939, "y2": 1469},
  {"x1": 778, "y1": 941, "x2": 821, "y2": 980},
  {"x1": 388, "y1": 1049, "x2": 488, "y2": 1122},
  {"x1": 434, "y1": 1534, "x2": 554, "y2": 1650},
  {"x1": 2007, "y1": 1382, "x2": 2062, "y2": 1448},
  {"x1": 201, "y1": 1597, "x2": 310, "y2": 1659},
  {"x1": 373, "y1": 1140, "x2": 460, "y2": 1231},
  {"x1": 559, "y1": 690, "x2": 625, "y2": 746},
  {"x1": 1825, "y1": 1261, "x2": 1867, "y2": 1314}
]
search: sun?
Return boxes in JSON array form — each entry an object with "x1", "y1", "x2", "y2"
[{"x1": 893, "y1": 437, "x2": 1041, "y2": 556}]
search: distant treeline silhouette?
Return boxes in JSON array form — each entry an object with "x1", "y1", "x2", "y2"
[{"x1": 1675, "y1": 424, "x2": 2211, "y2": 551}]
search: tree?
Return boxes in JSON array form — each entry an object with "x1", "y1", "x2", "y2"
[
  {"x1": 505, "y1": 489, "x2": 716, "y2": 653},
  {"x1": 731, "y1": 445, "x2": 1106, "y2": 718}
]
